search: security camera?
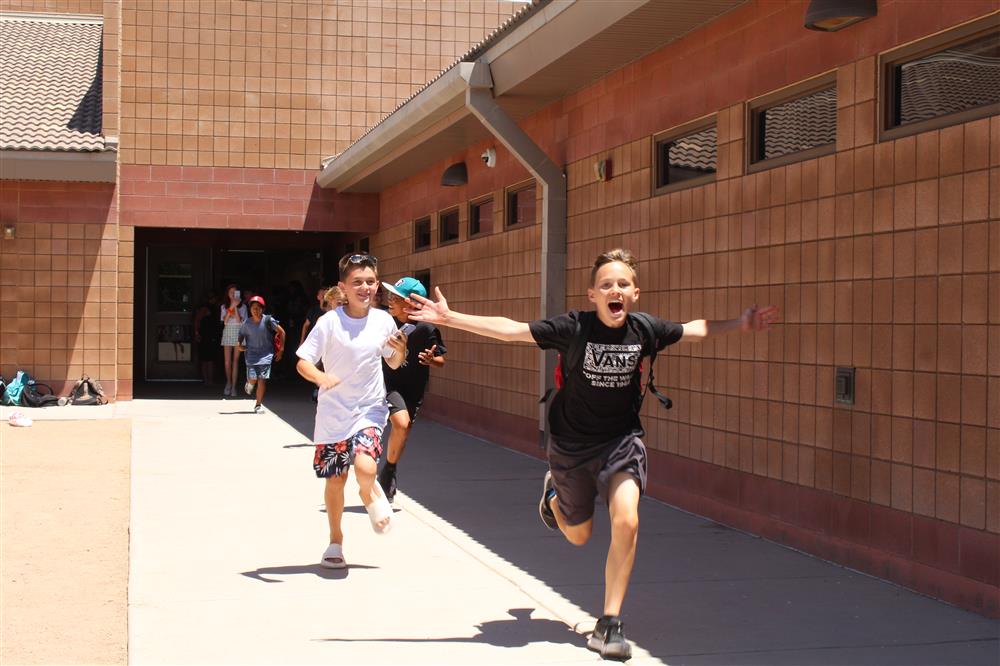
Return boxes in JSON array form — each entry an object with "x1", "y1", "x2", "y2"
[{"x1": 481, "y1": 147, "x2": 496, "y2": 168}]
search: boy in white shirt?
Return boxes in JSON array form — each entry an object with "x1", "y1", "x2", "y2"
[{"x1": 296, "y1": 253, "x2": 407, "y2": 568}]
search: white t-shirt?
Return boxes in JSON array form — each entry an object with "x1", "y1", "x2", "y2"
[
  {"x1": 296, "y1": 305, "x2": 398, "y2": 443},
  {"x1": 220, "y1": 303, "x2": 247, "y2": 324}
]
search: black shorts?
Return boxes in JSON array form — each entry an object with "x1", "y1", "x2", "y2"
[
  {"x1": 547, "y1": 432, "x2": 647, "y2": 526},
  {"x1": 386, "y1": 390, "x2": 422, "y2": 421}
]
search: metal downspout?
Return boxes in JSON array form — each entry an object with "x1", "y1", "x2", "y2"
[{"x1": 459, "y1": 60, "x2": 566, "y2": 441}]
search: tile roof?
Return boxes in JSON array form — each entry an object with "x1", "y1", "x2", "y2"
[
  {"x1": 762, "y1": 86, "x2": 836, "y2": 161},
  {"x1": 899, "y1": 51, "x2": 1000, "y2": 125},
  {"x1": 0, "y1": 13, "x2": 107, "y2": 152}
]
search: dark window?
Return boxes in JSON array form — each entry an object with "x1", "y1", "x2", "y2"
[
  {"x1": 439, "y1": 209, "x2": 459, "y2": 244},
  {"x1": 359, "y1": 237, "x2": 370, "y2": 253},
  {"x1": 470, "y1": 198, "x2": 493, "y2": 236},
  {"x1": 506, "y1": 184, "x2": 536, "y2": 228},
  {"x1": 889, "y1": 30, "x2": 1000, "y2": 129},
  {"x1": 344, "y1": 241, "x2": 354, "y2": 253},
  {"x1": 413, "y1": 217, "x2": 431, "y2": 251},
  {"x1": 655, "y1": 124, "x2": 717, "y2": 191},
  {"x1": 752, "y1": 85, "x2": 836, "y2": 164},
  {"x1": 413, "y1": 269, "x2": 431, "y2": 297}
]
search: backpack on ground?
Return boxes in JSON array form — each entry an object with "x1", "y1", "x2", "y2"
[
  {"x1": 2, "y1": 370, "x2": 30, "y2": 406},
  {"x1": 22, "y1": 380, "x2": 67, "y2": 408},
  {"x1": 543, "y1": 311, "x2": 673, "y2": 410},
  {"x1": 70, "y1": 374, "x2": 108, "y2": 406}
]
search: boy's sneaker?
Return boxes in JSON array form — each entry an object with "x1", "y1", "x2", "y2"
[
  {"x1": 244, "y1": 381, "x2": 254, "y2": 395},
  {"x1": 223, "y1": 383, "x2": 232, "y2": 397},
  {"x1": 538, "y1": 471, "x2": 558, "y2": 530},
  {"x1": 253, "y1": 404, "x2": 265, "y2": 414},
  {"x1": 378, "y1": 464, "x2": 397, "y2": 503},
  {"x1": 587, "y1": 615, "x2": 631, "y2": 661}
]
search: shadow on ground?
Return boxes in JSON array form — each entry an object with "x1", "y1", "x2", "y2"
[{"x1": 180, "y1": 385, "x2": 997, "y2": 666}]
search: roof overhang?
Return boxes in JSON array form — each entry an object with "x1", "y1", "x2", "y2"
[
  {"x1": 0, "y1": 149, "x2": 116, "y2": 182},
  {"x1": 317, "y1": 0, "x2": 746, "y2": 193}
]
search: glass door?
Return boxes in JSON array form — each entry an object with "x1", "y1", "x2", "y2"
[{"x1": 145, "y1": 246, "x2": 209, "y2": 380}]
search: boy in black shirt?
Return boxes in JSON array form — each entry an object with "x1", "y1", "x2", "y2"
[
  {"x1": 409, "y1": 248, "x2": 778, "y2": 660},
  {"x1": 378, "y1": 277, "x2": 447, "y2": 503}
]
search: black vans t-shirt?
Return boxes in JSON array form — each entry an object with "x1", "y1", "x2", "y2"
[
  {"x1": 382, "y1": 319, "x2": 447, "y2": 401},
  {"x1": 530, "y1": 310, "x2": 684, "y2": 447}
]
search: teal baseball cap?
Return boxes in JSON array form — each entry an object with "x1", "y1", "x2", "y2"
[{"x1": 382, "y1": 276, "x2": 427, "y2": 300}]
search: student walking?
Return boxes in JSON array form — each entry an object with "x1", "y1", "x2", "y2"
[
  {"x1": 377, "y1": 276, "x2": 447, "y2": 503},
  {"x1": 409, "y1": 248, "x2": 778, "y2": 660},
  {"x1": 296, "y1": 254, "x2": 407, "y2": 569},
  {"x1": 220, "y1": 284, "x2": 247, "y2": 397},
  {"x1": 238, "y1": 295, "x2": 286, "y2": 414}
]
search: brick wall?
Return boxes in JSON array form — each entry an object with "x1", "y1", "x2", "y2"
[
  {"x1": 369, "y1": 0, "x2": 999, "y2": 614},
  {"x1": 0, "y1": 180, "x2": 123, "y2": 398},
  {"x1": 119, "y1": 0, "x2": 522, "y2": 169}
]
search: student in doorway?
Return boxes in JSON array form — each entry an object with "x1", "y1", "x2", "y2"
[
  {"x1": 296, "y1": 253, "x2": 407, "y2": 569},
  {"x1": 377, "y1": 276, "x2": 447, "y2": 503},
  {"x1": 237, "y1": 295, "x2": 286, "y2": 414},
  {"x1": 220, "y1": 284, "x2": 247, "y2": 397},
  {"x1": 408, "y1": 248, "x2": 778, "y2": 660}
]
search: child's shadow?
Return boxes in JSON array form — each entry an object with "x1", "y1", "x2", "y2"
[
  {"x1": 320, "y1": 607, "x2": 583, "y2": 649},
  {"x1": 240, "y1": 562, "x2": 377, "y2": 583}
]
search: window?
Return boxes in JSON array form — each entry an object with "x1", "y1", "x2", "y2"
[
  {"x1": 749, "y1": 76, "x2": 836, "y2": 170},
  {"x1": 882, "y1": 20, "x2": 999, "y2": 139},
  {"x1": 653, "y1": 118, "x2": 717, "y2": 195},
  {"x1": 506, "y1": 183, "x2": 536, "y2": 228},
  {"x1": 413, "y1": 217, "x2": 431, "y2": 251},
  {"x1": 359, "y1": 237, "x2": 370, "y2": 253},
  {"x1": 413, "y1": 269, "x2": 431, "y2": 297},
  {"x1": 470, "y1": 197, "x2": 493, "y2": 236},
  {"x1": 439, "y1": 208, "x2": 459, "y2": 244},
  {"x1": 344, "y1": 241, "x2": 354, "y2": 254}
]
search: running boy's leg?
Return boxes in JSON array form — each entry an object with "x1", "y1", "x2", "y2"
[
  {"x1": 546, "y1": 491, "x2": 594, "y2": 546},
  {"x1": 324, "y1": 473, "x2": 348, "y2": 545},
  {"x1": 604, "y1": 471, "x2": 640, "y2": 616},
  {"x1": 353, "y1": 453, "x2": 390, "y2": 531},
  {"x1": 385, "y1": 407, "x2": 411, "y2": 465},
  {"x1": 254, "y1": 377, "x2": 266, "y2": 410}
]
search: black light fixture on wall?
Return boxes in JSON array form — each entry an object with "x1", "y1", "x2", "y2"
[
  {"x1": 440, "y1": 162, "x2": 468, "y2": 186},
  {"x1": 804, "y1": 0, "x2": 877, "y2": 32}
]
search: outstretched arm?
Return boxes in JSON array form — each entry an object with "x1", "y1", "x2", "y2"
[
  {"x1": 408, "y1": 288, "x2": 536, "y2": 343},
  {"x1": 680, "y1": 305, "x2": 779, "y2": 342}
]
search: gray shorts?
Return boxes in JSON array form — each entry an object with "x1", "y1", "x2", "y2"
[{"x1": 546, "y1": 432, "x2": 647, "y2": 526}]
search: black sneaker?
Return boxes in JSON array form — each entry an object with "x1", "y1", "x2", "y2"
[
  {"x1": 587, "y1": 615, "x2": 631, "y2": 661},
  {"x1": 538, "y1": 471, "x2": 558, "y2": 530},
  {"x1": 378, "y1": 464, "x2": 397, "y2": 504}
]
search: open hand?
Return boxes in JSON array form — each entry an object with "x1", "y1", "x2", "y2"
[
  {"x1": 740, "y1": 305, "x2": 780, "y2": 332},
  {"x1": 418, "y1": 344, "x2": 438, "y2": 365},
  {"x1": 407, "y1": 287, "x2": 449, "y2": 324}
]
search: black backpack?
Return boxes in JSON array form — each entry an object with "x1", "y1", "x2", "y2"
[
  {"x1": 70, "y1": 374, "x2": 108, "y2": 406},
  {"x1": 22, "y1": 380, "x2": 66, "y2": 407}
]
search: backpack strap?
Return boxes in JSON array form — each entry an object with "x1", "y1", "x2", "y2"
[
  {"x1": 630, "y1": 312, "x2": 672, "y2": 410},
  {"x1": 561, "y1": 311, "x2": 595, "y2": 383}
]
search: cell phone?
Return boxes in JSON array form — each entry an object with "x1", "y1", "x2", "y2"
[
  {"x1": 398, "y1": 323, "x2": 417, "y2": 336},
  {"x1": 234, "y1": 290, "x2": 241, "y2": 300}
]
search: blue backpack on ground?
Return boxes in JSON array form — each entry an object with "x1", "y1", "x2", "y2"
[{"x1": 2, "y1": 370, "x2": 29, "y2": 406}]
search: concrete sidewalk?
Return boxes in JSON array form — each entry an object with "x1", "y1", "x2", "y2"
[{"x1": 121, "y1": 391, "x2": 998, "y2": 665}]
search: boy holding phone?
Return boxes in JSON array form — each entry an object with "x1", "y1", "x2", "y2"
[
  {"x1": 296, "y1": 254, "x2": 407, "y2": 568},
  {"x1": 377, "y1": 276, "x2": 447, "y2": 503}
]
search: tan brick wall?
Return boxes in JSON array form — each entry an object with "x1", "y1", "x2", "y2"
[
  {"x1": 0, "y1": 181, "x2": 120, "y2": 397},
  {"x1": 119, "y1": 0, "x2": 521, "y2": 169}
]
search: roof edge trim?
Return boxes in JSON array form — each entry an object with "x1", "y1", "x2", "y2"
[
  {"x1": 0, "y1": 11, "x2": 103, "y2": 24},
  {"x1": 0, "y1": 149, "x2": 116, "y2": 182}
]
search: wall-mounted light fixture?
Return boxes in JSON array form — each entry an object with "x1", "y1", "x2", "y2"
[
  {"x1": 441, "y1": 162, "x2": 468, "y2": 186},
  {"x1": 2, "y1": 223, "x2": 15, "y2": 240},
  {"x1": 804, "y1": 0, "x2": 876, "y2": 32},
  {"x1": 594, "y1": 159, "x2": 612, "y2": 182}
]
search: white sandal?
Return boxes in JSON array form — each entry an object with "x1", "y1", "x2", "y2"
[
  {"x1": 8, "y1": 411, "x2": 32, "y2": 427},
  {"x1": 365, "y1": 480, "x2": 393, "y2": 534},
  {"x1": 320, "y1": 543, "x2": 346, "y2": 569}
]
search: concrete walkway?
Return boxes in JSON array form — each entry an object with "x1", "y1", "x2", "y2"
[{"x1": 121, "y1": 389, "x2": 998, "y2": 665}]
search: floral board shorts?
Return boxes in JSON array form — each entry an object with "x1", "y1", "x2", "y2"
[{"x1": 313, "y1": 427, "x2": 383, "y2": 478}]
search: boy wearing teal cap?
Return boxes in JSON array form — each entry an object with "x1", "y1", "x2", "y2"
[{"x1": 378, "y1": 276, "x2": 448, "y2": 503}]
